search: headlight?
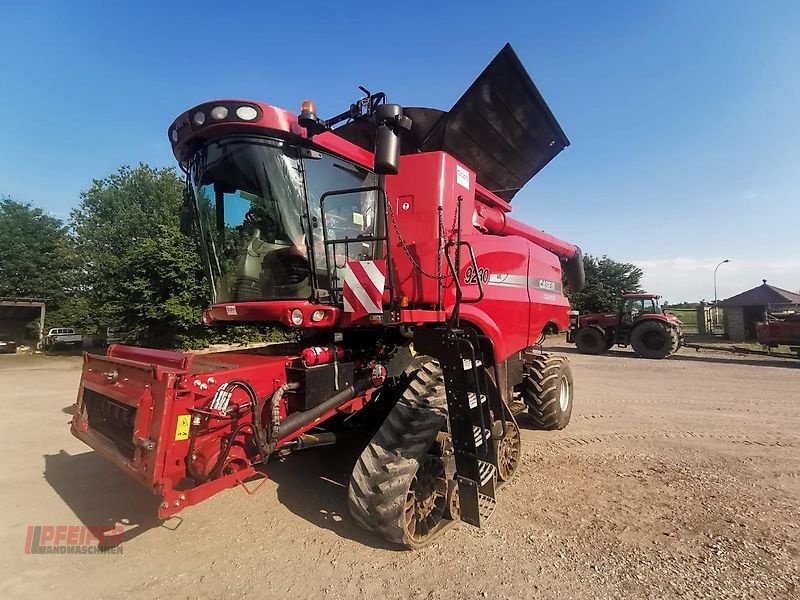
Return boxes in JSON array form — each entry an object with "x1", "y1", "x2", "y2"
[
  {"x1": 236, "y1": 105, "x2": 258, "y2": 121},
  {"x1": 290, "y1": 309, "x2": 304, "y2": 326},
  {"x1": 210, "y1": 106, "x2": 228, "y2": 120},
  {"x1": 311, "y1": 309, "x2": 326, "y2": 322}
]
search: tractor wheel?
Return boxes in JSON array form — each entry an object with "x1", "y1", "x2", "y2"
[
  {"x1": 574, "y1": 327, "x2": 607, "y2": 355},
  {"x1": 671, "y1": 328, "x2": 683, "y2": 353},
  {"x1": 347, "y1": 358, "x2": 451, "y2": 549},
  {"x1": 517, "y1": 352, "x2": 574, "y2": 430},
  {"x1": 630, "y1": 321, "x2": 679, "y2": 359}
]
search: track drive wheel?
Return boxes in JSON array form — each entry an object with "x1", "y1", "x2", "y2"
[
  {"x1": 574, "y1": 327, "x2": 607, "y2": 355},
  {"x1": 630, "y1": 321, "x2": 679, "y2": 359},
  {"x1": 517, "y1": 352, "x2": 574, "y2": 430},
  {"x1": 496, "y1": 420, "x2": 521, "y2": 482},
  {"x1": 347, "y1": 358, "x2": 452, "y2": 548}
]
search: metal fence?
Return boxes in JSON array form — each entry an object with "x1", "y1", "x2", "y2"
[{"x1": 667, "y1": 306, "x2": 722, "y2": 336}]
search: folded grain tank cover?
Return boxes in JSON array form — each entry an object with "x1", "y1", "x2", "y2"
[
  {"x1": 420, "y1": 43, "x2": 569, "y2": 202},
  {"x1": 333, "y1": 43, "x2": 569, "y2": 202}
]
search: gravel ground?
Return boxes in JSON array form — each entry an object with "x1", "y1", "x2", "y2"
[{"x1": 0, "y1": 343, "x2": 798, "y2": 599}]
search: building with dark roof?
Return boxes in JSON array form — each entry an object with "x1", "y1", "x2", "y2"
[{"x1": 718, "y1": 281, "x2": 800, "y2": 342}]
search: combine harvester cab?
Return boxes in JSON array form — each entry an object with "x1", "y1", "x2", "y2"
[{"x1": 71, "y1": 43, "x2": 585, "y2": 545}]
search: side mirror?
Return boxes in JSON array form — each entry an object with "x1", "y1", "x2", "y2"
[
  {"x1": 179, "y1": 204, "x2": 193, "y2": 235},
  {"x1": 373, "y1": 104, "x2": 412, "y2": 175}
]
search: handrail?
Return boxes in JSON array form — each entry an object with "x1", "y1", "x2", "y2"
[{"x1": 319, "y1": 185, "x2": 394, "y2": 305}]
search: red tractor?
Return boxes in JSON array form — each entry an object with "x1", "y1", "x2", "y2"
[
  {"x1": 567, "y1": 293, "x2": 683, "y2": 359},
  {"x1": 69, "y1": 45, "x2": 585, "y2": 548}
]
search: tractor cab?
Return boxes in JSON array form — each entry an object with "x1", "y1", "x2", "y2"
[
  {"x1": 620, "y1": 293, "x2": 663, "y2": 319},
  {"x1": 618, "y1": 294, "x2": 666, "y2": 342}
]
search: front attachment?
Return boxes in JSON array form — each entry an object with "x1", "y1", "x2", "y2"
[{"x1": 70, "y1": 346, "x2": 287, "y2": 518}]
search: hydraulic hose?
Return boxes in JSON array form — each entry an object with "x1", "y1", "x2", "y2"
[
  {"x1": 186, "y1": 379, "x2": 267, "y2": 482},
  {"x1": 186, "y1": 379, "x2": 369, "y2": 482}
]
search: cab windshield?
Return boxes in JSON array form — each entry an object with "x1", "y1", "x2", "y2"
[{"x1": 190, "y1": 136, "x2": 379, "y2": 303}]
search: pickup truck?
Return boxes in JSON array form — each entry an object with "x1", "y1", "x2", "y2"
[
  {"x1": 43, "y1": 327, "x2": 83, "y2": 349},
  {"x1": 105, "y1": 327, "x2": 131, "y2": 346}
]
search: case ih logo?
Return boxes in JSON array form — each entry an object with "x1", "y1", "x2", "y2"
[
  {"x1": 24, "y1": 525, "x2": 124, "y2": 555},
  {"x1": 537, "y1": 278, "x2": 561, "y2": 292}
]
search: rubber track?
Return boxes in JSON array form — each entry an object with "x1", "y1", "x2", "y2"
[
  {"x1": 347, "y1": 359, "x2": 448, "y2": 547},
  {"x1": 519, "y1": 352, "x2": 569, "y2": 430}
]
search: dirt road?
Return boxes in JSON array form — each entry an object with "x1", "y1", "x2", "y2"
[{"x1": 0, "y1": 344, "x2": 798, "y2": 599}]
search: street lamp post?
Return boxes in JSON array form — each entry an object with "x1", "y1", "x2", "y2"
[{"x1": 713, "y1": 259, "x2": 730, "y2": 332}]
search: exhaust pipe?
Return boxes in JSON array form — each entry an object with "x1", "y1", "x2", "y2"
[{"x1": 279, "y1": 378, "x2": 372, "y2": 438}]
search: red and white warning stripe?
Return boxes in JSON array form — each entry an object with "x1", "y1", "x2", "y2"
[{"x1": 342, "y1": 260, "x2": 386, "y2": 319}]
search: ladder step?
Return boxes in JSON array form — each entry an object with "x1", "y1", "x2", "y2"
[
  {"x1": 468, "y1": 392, "x2": 487, "y2": 409},
  {"x1": 462, "y1": 358, "x2": 483, "y2": 370},
  {"x1": 477, "y1": 460, "x2": 496, "y2": 486},
  {"x1": 478, "y1": 493, "x2": 497, "y2": 521},
  {"x1": 473, "y1": 426, "x2": 489, "y2": 447},
  {"x1": 456, "y1": 477, "x2": 497, "y2": 528}
]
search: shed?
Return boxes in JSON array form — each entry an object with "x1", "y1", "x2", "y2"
[
  {"x1": 718, "y1": 281, "x2": 800, "y2": 342},
  {"x1": 0, "y1": 297, "x2": 46, "y2": 346}
]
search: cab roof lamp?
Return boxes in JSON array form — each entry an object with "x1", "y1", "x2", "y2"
[
  {"x1": 210, "y1": 106, "x2": 228, "y2": 120},
  {"x1": 236, "y1": 105, "x2": 258, "y2": 121}
]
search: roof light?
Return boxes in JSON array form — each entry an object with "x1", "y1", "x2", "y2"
[
  {"x1": 298, "y1": 100, "x2": 320, "y2": 130},
  {"x1": 236, "y1": 105, "x2": 258, "y2": 121},
  {"x1": 300, "y1": 99, "x2": 316, "y2": 115},
  {"x1": 192, "y1": 111, "x2": 206, "y2": 126},
  {"x1": 210, "y1": 106, "x2": 228, "y2": 120},
  {"x1": 171, "y1": 129, "x2": 178, "y2": 142},
  {"x1": 290, "y1": 309, "x2": 304, "y2": 326}
]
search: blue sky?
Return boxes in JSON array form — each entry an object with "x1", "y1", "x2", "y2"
[{"x1": 1, "y1": 0, "x2": 798, "y2": 302}]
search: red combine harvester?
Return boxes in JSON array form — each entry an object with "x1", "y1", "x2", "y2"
[
  {"x1": 567, "y1": 293, "x2": 683, "y2": 359},
  {"x1": 70, "y1": 44, "x2": 585, "y2": 547}
]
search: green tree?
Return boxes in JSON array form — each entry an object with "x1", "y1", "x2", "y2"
[
  {"x1": 565, "y1": 255, "x2": 644, "y2": 313},
  {"x1": 71, "y1": 164, "x2": 188, "y2": 336},
  {"x1": 70, "y1": 163, "x2": 282, "y2": 348},
  {"x1": 0, "y1": 198, "x2": 77, "y2": 303},
  {"x1": 117, "y1": 223, "x2": 209, "y2": 347}
]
